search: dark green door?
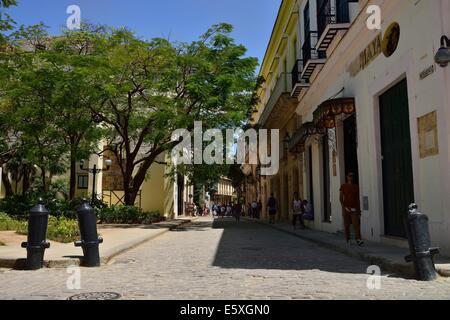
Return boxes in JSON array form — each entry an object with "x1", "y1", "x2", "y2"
[{"x1": 379, "y1": 78, "x2": 415, "y2": 238}]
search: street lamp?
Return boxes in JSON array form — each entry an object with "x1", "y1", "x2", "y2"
[
  {"x1": 435, "y1": 35, "x2": 450, "y2": 68},
  {"x1": 80, "y1": 158, "x2": 112, "y2": 203}
]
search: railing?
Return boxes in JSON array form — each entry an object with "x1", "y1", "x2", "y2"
[
  {"x1": 102, "y1": 190, "x2": 142, "y2": 209},
  {"x1": 259, "y1": 72, "x2": 293, "y2": 125},
  {"x1": 302, "y1": 31, "x2": 325, "y2": 66},
  {"x1": 317, "y1": 0, "x2": 350, "y2": 39},
  {"x1": 291, "y1": 59, "x2": 304, "y2": 85}
]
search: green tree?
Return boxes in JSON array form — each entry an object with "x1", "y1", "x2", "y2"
[
  {"x1": 1, "y1": 24, "x2": 103, "y2": 195},
  {"x1": 87, "y1": 24, "x2": 259, "y2": 205}
]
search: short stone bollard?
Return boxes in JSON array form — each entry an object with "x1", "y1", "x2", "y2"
[
  {"x1": 404, "y1": 203, "x2": 440, "y2": 281},
  {"x1": 74, "y1": 199, "x2": 103, "y2": 267},
  {"x1": 21, "y1": 198, "x2": 50, "y2": 270}
]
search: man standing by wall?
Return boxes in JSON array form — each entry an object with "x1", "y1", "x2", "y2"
[{"x1": 340, "y1": 173, "x2": 364, "y2": 246}]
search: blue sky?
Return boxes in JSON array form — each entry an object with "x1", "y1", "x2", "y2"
[{"x1": 6, "y1": 0, "x2": 281, "y2": 68}]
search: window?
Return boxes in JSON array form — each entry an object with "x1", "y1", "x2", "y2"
[{"x1": 77, "y1": 175, "x2": 89, "y2": 189}]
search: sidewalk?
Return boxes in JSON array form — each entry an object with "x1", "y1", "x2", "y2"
[
  {"x1": 0, "y1": 218, "x2": 193, "y2": 269},
  {"x1": 247, "y1": 217, "x2": 450, "y2": 279}
]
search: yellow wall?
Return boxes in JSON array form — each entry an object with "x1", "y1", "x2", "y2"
[{"x1": 139, "y1": 162, "x2": 167, "y2": 214}]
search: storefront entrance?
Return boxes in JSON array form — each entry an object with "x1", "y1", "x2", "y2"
[
  {"x1": 343, "y1": 114, "x2": 359, "y2": 183},
  {"x1": 379, "y1": 79, "x2": 415, "y2": 238}
]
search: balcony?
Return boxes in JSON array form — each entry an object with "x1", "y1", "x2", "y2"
[
  {"x1": 291, "y1": 59, "x2": 310, "y2": 99},
  {"x1": 316, "y1": 0, "x2": 351, "y2": 52},
  {"x1": 259, "y1": 72, "x2": 297, "y2": 128},
  {"x1": 300, "y1": 31, "x2": 326, "y2": 83}
]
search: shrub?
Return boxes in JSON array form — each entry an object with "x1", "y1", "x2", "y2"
[
  {"x1": 0, "y1": 212, "x2": 27, "y2": 231},
  {"x1": 0, "y1": 212, "x2": 79, "y2": 243},
  {"x1": 0, "y1": 193, "x2": 108, "y2": 220},
  {"x1": 97, "y1": 205, "x2": 165, "y2": 224},
  {"x1": 46, "y1": 216, "x2": 80, "y2": 243}
]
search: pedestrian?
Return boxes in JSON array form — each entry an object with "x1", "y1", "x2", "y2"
[
  {"x1": 220, "y1": 204, "x2": 226, "y2": 218},
  {"x1": 257, "y1": 200, "x2": 262, "y2": 220},
  {"x1": 340, "y1": 172, "x2": 364, "y2": 246},
  {"x1": 292, "y1": 192, "x2": 305, "y2": 230},
  {"x1": 212, "y1": 203, "x2": 218, "y2": 217},
  {"x1": 247, "y1": 203, "x2": 252, "y2": 218},
  {"x1": 302, "y1": 200, "x2": 314, "y2": 221},
  {"x1": 251, "y1": 200, "x2": 258, "y2": 220},
  {"x1": 233, "y1": 202, "x2": 242, "y2": 222},
  {"x1": 226, "y1": 203, "x2": 232, "y2": 217},
  {"x1": 267, "y1": 193, "x2": 277, "y2": 224}
]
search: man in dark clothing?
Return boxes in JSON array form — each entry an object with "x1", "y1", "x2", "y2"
[{"x1": 267, "y1": 193, "x2": 277, "y2": 224}]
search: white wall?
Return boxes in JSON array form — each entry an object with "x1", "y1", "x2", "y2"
[{"x1": 296, "y1": 0, "x2": 450, "y2": 254}]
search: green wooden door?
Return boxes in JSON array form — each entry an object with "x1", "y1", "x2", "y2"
[{"x1": 379, "y1": 79, "x2": 415, "y2": 238}]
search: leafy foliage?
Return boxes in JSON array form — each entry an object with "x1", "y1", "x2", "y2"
[
  {"x1": 97, "y1": 205, "x2": 164, "y2": 224},
  {"x1": 0, "y1": 212, "x2": 80, "y2": 243}
]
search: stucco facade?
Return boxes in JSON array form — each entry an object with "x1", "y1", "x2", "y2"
[{"x1": 246, "y1": 0, "x2": 450, "y2": 255}]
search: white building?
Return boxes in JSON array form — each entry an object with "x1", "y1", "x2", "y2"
[{"x1": 251, "y1": 0, "x2": 450, "y2": 255}]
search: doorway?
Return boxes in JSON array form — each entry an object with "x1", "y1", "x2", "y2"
[
  {"x1": 283, "y1": 174, "x2": 289, "y2": 219},
  {"x1": 322, "y1": 134, "x2": 331, "y2": 222},
  {"x1": 379, "y1": 78, "x2": 414, "y2": 238},
  {"x1": 343, "y1": 114, "x2": 359, "y2": 183}
]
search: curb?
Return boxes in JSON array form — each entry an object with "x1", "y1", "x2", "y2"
[
  {"x1": 0, "y1": 219, "x2": 193, "y2": 270},
  {"x1": 247, "y1": 218, "x2": 423, "y2": 279}
]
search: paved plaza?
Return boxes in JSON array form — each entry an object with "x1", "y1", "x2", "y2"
[{"x1": 1, "y1": 217, "x2": 449, "y2": 300}]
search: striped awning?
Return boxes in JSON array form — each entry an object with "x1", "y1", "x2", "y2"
[{"x1": 313, "y1": 97, "x2": 355, "y2": 129}]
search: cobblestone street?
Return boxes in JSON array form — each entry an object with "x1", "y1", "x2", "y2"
[{"x1": 1, "y1": 217, "x2": 449, "y2": 300}]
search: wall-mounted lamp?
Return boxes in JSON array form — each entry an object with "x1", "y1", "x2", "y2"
[{"x1": 435, "y1": 36, "x2": 450, "y2": 67}]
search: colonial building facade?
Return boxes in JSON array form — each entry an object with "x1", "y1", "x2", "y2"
[{"x1": 245, "y1": 0, "x2": 450, "y2": 255}]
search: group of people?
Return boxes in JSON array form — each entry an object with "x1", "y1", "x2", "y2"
[
  {"x1": 263, "y1": 192, "x2": 313, "y2": 228},
  {"x1": 209, "y1": 172, "x2": 363, "y2": 245},
  {"x1": 192, "y1": 203, "x2": 210, "y2": 217},
  {"x1": 212, "y1": 202, "x2": 243, "y2": 222},
  {"x1": 291, "y1": 192, "x2": 314, "y2": 229},
  {"x1": 246, "y1": 200, "x2": 262, "y2": 220}
]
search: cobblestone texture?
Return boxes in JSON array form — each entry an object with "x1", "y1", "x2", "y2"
[{"x1": 0, "y1": 217, "x2": 449, "y2": 300}]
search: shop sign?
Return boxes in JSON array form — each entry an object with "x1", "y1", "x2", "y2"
[{"x1": 348, "y1": 33, "x2": 382, "y2": 77}]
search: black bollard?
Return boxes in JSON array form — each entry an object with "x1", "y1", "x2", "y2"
[
  {"x1": 74, "y1": 199, "x2": 103, "y2": 267},
  {"x1": 21, "y1": 198, "x2": 50, "y2": 270},
  {"x1": 404, "y1": 204, "x2": 440, "y2": 281}
]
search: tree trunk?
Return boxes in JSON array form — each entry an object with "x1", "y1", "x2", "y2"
[
  {"x1": 22, "y1": 166, "x2": 31, "y2": 195},
  {"x1": 69, "y1": 152, "x2": 77, "y2": 200},
  {"x1": 41, "y1": 169, "x2": 48, "y2": 193},
  {"x1": 1, "y1": 167, "x2": 14, "y2": 197}
]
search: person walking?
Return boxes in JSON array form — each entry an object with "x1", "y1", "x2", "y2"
[
  {"x1": 233, "y1": 202, "x2": 242, "y2": 222},
  {"x1": 267, "y1": 193, "x2": 277, "y2": 224},
  {"x1": 226, "y1": 203, "x2": 233, "y2": 217},
  {"x1": 340, "y1": 172, "x2": 364, "y2": 246},
  {"x1": 292, "y1": 192, "x2": 305, "y2": 230},
  {"x1": 220, "y1": 204, "x2": 226, "y2": 218},
  {"x1": 257, "y1": 200, "x2": 262, "y2": 220},
  {"x1": 251, "y1": 200, "x2": 258, "y2": 220}
]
